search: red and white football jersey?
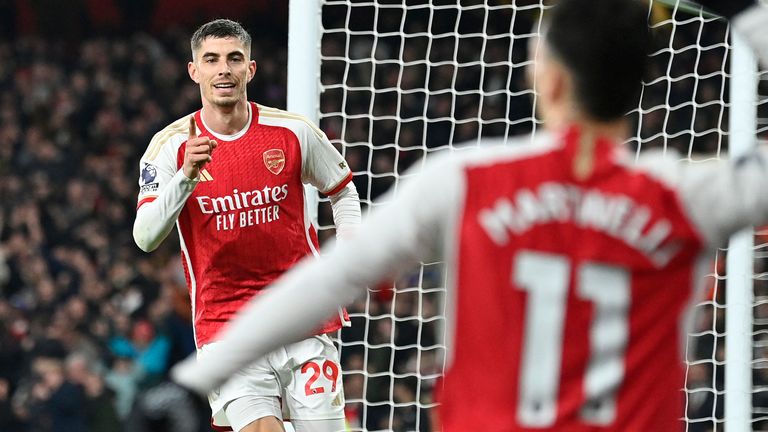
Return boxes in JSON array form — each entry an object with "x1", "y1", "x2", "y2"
[{"x1": 137, "y1": 103, "x2": 352, "y2": 347}]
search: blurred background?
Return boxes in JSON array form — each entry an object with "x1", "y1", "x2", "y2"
[{"x1": 0, "y1": 2, "x2": 289, "y2": 431}]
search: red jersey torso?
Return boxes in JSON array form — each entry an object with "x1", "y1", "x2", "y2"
[
  {"x1": 174, "y1": 104, "x2": 348, "y2": 346},
  {"x1": 439, "y1": 128, "x2": 704, "y2": 431}
]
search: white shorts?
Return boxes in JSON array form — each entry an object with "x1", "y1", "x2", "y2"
[{"x1": 198, "y1": 335, "x2": 345, "y2": 429}]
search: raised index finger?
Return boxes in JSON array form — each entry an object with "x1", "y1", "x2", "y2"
[{"x1": 189, "y1": 115, "x2": 197, "y2": 139}]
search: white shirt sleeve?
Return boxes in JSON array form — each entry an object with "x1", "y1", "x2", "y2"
[
  {"x1": 637, "y1": 147, "x2": 768, "y2": 247},
  {"x1": 294, "y1": 117, "x2": 361, "y2": 237},
  {"x1": 299, "y1": 121, "x2": 353, "y2": 195},
  {"x1": 133, "y1": 129, "x2": 196, "y2": 252},
  {"x1": 171, "y1": 155, "x2": 463, "y2": 394},
  {"x1": 328, "y1": 181, "x2": 362, "y2": 240}
]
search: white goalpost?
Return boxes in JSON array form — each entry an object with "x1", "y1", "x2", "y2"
[
  {"x1": 724, "y1": 31, "x2": 757, "y2": 432},
  {"x1": 288, "y1": 0, "x2": 323, "y2": 223},
  {"x1": 287, "y1": 1, "x2": 766, "y2": 430}
]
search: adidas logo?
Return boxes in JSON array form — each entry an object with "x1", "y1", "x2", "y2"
[{"x1": 199, "y1": 169, "x2": 214, "y2": 182}]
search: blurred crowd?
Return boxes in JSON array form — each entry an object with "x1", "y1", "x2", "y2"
[
  {"x1": 0, "y1": 22, "x2": 288, "y2": 432},
  {"x1": 0, "y1": 2, "x2": 766, "y2": 432}
]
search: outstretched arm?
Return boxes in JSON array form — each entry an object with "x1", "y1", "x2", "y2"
[{"x1": 172, "y1": 156, "x2": 461, "y2": 394}]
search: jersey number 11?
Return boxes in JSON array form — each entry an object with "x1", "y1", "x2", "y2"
[{"x1": 514, "y1": 250, "x2": 630, "y2": 427}]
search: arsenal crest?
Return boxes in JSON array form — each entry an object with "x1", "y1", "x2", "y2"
[{"x1": 263, "y1": 149, "x2": 285, "y2": 175}]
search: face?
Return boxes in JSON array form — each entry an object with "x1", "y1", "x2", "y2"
[{"x1": 188, "y1": 36, "x2": 257, "y2": 108}]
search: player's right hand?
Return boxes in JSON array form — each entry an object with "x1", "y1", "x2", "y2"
[{"x1": 183, "y1": 115, "x2": 218, "y2": 180}]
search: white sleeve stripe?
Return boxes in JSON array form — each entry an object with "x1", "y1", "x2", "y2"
[
  {"x1": 145, "y1": 117, "x2": 189, "y2": 161},
  {"x1": 257, "y1": 107, "x2": 325, "y2": 140}
]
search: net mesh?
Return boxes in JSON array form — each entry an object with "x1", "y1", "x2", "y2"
[{"x1": 310, "y1": 1, "x2": 768, "y2": 430}]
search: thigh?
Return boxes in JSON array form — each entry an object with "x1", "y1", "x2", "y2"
[
  {"x1": 225, "y1": 395, "x2": 284, "y2": 432},
  {"x1": 199, "y1": 342, "x2": 282, "y2": 429},
  {"x1": 290, "y1": 418, "x2": 347, "y2": 432},
  {"x1": 271, "y1": 335, "x2": 345, "y2": 421}
]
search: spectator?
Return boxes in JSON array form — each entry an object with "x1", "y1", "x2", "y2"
[
  {"x1": 105, "y1": 354, "x2": 145, "y2": 421},
  {"x1": 35, "y1": 357, "x2": 87, "y2": 432},
  {"x1": 0, "y1": 377, "x2": 22, "y2": 430},
  {"x1": 108, "y1": 319, "x2": 170, "y2": 387},
  {"x1": 83, "y1": 370, "x2": 122, "y2": 432}
]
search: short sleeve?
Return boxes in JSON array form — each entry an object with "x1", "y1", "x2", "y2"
[
  {"x1": 299, "y1": 123, "x2": 353, "y2": 195},
  {"x1": 136, "y1": 129, "x2": 186, "y2": 209}
]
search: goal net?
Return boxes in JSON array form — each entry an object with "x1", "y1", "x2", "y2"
[{"x1": 307, "y1": 1, "x2": 768, "y2": 430}]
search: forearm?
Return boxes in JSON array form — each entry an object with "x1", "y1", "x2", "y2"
[
  {"x1": 329, "y1": 181, "x2": 361, "y2": 240},
  {"x1": 171, "y1": 192, "x2": 433, "y2": 394},
  {"x1": 133, "y1": 170, "x2": 198, "y2": 252},
  {"x1": 171, "y1": 156, "x2": 458, "y2": 394},
  {"x1": 172, "y1": 253, "x2": 361, "y2": 394}
]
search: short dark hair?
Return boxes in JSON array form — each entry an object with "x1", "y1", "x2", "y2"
[
  {"x1": 190, "y1": 19, "x2": 252, "y2": 58},
  {"x1": 545, "y1": 0, "x2": 650, "y2": 121}
]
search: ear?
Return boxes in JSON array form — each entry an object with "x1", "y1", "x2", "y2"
[
  {"x1": 548, "y1": 63, "x2": 567, "y2": 105},
  {"x1": 248, "y1": 60, "x2": 257, "y2": 82},
  {"x1": 537, "y1": 57, "x2": 568, "y2": 110},
  {"x1": 188, "y1": 61, "x2": 199, "y2": 83},
  {"x1": 525, "y1": 34, "x2": 541, "y2": 91}
]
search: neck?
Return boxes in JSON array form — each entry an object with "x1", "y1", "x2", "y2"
[
  {"x1": 546, "y1": 106, "x2": 628, "y2": 142},
  {"x1": 545, "y1": 108, "x2": 629, "y2": 181},
  {"x1": 573, "y1": 120, "x2": 628, "y2": 142},
  {"x1": 201, "y1": 100, "x2": 250, "y2": 135}
]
